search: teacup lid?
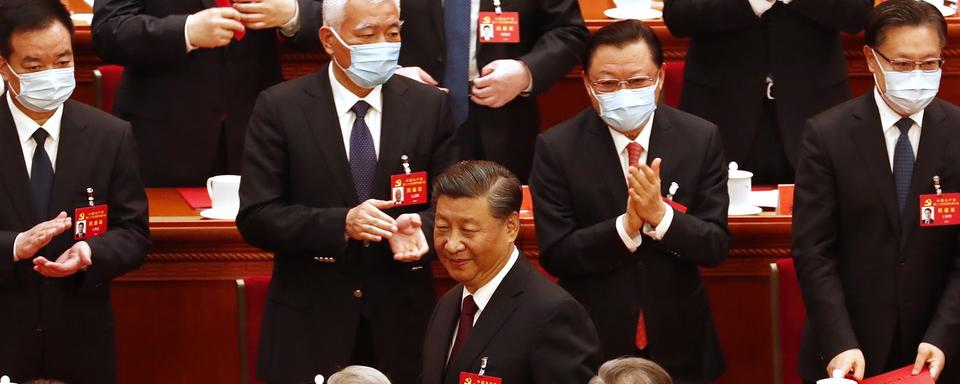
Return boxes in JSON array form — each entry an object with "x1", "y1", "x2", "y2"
[
  {"x1": 315, "y1": 374, "x2": 324, "y2": 384},
  {"x1": 728, "y1": 162, "x2": 754, "y2": 179},
  {"x1": 1, "y1": 375, "x2": 17, "y2": 384}
]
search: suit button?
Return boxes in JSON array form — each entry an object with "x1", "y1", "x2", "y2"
[
  {"x1": 436, "y1": 57, "x2": 444, "y2": 63},
  {"x1": 363, "y1": 240, "x2": 370, "y2": 248},
  {"x1": 35, "y1": 327, "x2": 42, "y2": 333},
  {"x1": 353, "y1": 289, "x2": 363, "y2": 298}
]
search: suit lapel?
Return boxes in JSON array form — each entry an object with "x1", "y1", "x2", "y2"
[
  {"x1": 0, "y1": 99, "x2": 34, "y2": 226},
  {"x1": 372, "y1": 78, "x2": 412, "y2": 200},
  {"x1": 646, "y1": 108, "x2": 675, "y2": 196},
  {"x1": 585, "y1": 114, "x2": 628, "y2": 211},
  {"x1": 431, "y1": 0, "x2": 445, "y2": 44},
  {"x1": 445, "y1": 257, "x2": 530, "y2": 379},
  {"x1": 851, "y1": 95, "x2": 901, "y2": 237},
  {"x1": 899, "y1": 100, "x2": 949, "y2": 249},
  {"x1": 49, "y1": 102, "x2": 88, "y2": 221},
  {"x1": 303, "y1": 66, "x2": 358, "y2": 205},
  {"x1": 423, "y1": 286, "x2": 462, "y2": 384}
]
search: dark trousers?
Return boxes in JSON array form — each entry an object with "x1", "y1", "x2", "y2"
[{"x1": 744, "y1": 98, "x2": 794, "y2": 185}]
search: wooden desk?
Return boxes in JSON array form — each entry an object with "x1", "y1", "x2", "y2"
[{"x1": 109, "y1": 189, "x2": 790, "y2": 383}]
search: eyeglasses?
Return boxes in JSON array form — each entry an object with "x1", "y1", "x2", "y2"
[
  {"x1": 590, "y1": 75, "x2": 656, "y2": 93},
  {"x1": 874, "y1": 48, "x2": 944, "y2": 73}
]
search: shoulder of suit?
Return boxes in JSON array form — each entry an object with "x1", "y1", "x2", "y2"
[
  {"x1": 522, "y1": 267, "x2": 582, "y2": 309},
  {"x1": 65, "y1": 100, "x2": 129, "y2": 134},
  {"x1": 657, "y1": 104, "x2": 718, "y2": 137},
  {"x1": 805, "y1": 93, "x2": 870, "y2": 133},
  {"x1": 388, "y1": 74, "x2": 449, "y2": 100},
  {"x1": 539, "y1": 107, "x2": 599, "y2": 142},
  {"x1": 933, "y1": 97, "x2": 960, "y2": 116},
  {"x1": 261, "y1": 72, "x2": 319, "y2": 100}
]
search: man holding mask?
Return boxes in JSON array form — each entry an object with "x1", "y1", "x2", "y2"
[
  {"x1": 793, "y1": 1, "x2": 960, "y2": 382},
  {"x1": 529, "y1": 20, "x2": 729, "y2": 384},
  {"x1": 236, "y1": 0, "x2": 457, "y2": 382}
]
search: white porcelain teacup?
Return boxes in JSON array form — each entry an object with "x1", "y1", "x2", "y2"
[
  {"x1": 206, "y1": 175, "x2": 241, "y2": 214},
  {"x1": 613, "y1": 0, "x2": 652, "y2": 10}
]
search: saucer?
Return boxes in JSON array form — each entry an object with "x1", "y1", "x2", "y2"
[
  {"x1": 728, "y1": 205, "x2": 763, "y2": 216},
  {"x1": 926, "y1": 0, "x2": 957, "y2": 16},
  {"x1": 70, "y1": 13, "x2": 93, "y2": 26},
  {"x1": 200, "y1": 208, "x2": 238, "y2": 220},
  {"x1": 603, "y1": 7, "x2": 663, "y2": 20}
]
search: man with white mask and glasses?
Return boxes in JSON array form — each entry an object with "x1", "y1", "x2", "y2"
[
  {"x1": 793, "y1": 1, "x2": 960, "y2": 382},
  {"x1": 236, "y1": 0, "x2": 457, "y2": 382},
  {"x1": 0, "y1": 0, "x2": 149, "y2": 382},
  {"x1": 529, "y1": 20, "x2": 729, "y2": 384}
]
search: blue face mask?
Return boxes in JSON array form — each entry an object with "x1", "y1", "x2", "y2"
[
  {"x1": 591, "y1": 80, "x2": 659, "y2": 133},
  {"x1": 330, "y1": 28, "x2": 401, "y2": 89},
  {"x1": 6, "y1": 64, "x2": 75, "y2": 112}
]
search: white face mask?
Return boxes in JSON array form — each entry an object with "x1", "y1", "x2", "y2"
[
  {"x1": 6, "y1": 64, "x2": 75, "y2": 112},
  {"x1": 591, "y1": 80, "x2": 659, "y2": 133},
  {"x1": 330, "y1": 28, "x2": 401, "y2": 89},
  {"x1": 873, "y1": 53, "x2": 940, "y2": 115}
]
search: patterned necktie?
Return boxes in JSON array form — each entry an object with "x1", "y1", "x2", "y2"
[
  {"x1": 350, "y1": 101, "x2": 377, "y2": 202},
  {"x1": 627, "y1": 142, "x2": 643, "y2": 168},
  {"x1": 449, "y1": 295, "x2": 478, "y2": 363},
  {"x1": 893, "y1": 117, "x2": 915, "y2": 212},
  {"x1": 626, "y1": 141, "x2": 648, "y2": 350},
  {"x1": 443, "y1": 0, "x2": 471, "y2": 126},
  {"x1": 31, "y1": 128, "x2": 54, "y2": 220}
]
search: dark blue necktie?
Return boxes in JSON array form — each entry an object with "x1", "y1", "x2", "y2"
[
  {"x1": 350, "y1": 101, "x2": 377, "y2": 202},
  {"x1": 443, "y1": 0, "x2": 471, "y2": 126},
  {"x1": 31, "y1": 128, "x2": 54, "y2": 220},
  {"x1": 893, "y1": 117, "x2": 915, "y2": 212}
]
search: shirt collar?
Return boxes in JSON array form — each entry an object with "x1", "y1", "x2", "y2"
[
  {"x1": 462, "y1": 247, "x2": 520, "y2": 312},
  {"x1": 608, "y1": 112, "x2": 654, "y2": 156},
  {"x1": 328, "y1": 64, "x2": 383, "y2": 119},
  {"x1": 7, "y1": 91, "x2": 62, "y2": 146},
  {"x1": 874, "y1": 87, "x2": 924, "y2": 134}
]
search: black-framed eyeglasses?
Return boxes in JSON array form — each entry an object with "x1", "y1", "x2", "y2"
[
  {"x1": 873, "y1": 48, "x2": 944, "y2": 73},
  {"x1": 590, "y1": 75, "x2": 656, "y2": 93}
]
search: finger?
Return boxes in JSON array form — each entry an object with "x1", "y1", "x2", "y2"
[
  {"x1": 914, "y1": 350, "x2": 928, "y2": 375},
  {"x1": 246, "y1": 22, "x2": 270, "y2": 29},
  {"x1": 651, "y1": 158, "x2": 662, "y2": 179},
  {"x1": 419, "y1": 70, "x2": 438, "y2": 86},
  {"x1": 364, "y1": 210, "x2": 397, "y2": 232},
  {"x1": 217, "y1": 6, "x2": 244, "y2": 19},
  {"x1": 853, "y1": 357, "x2": 865, "y2": 381},
  {"x1": 930, "y1": 360, "x2": 941, "y2": 380},
  {"x1": 367, "y1": 199, "x2": 397, "y2": 210},
  {"x1": 239, "y1": 12, "x2": 266, "y2": 22},
  {"x1": 471, "y1": 85, "x2": 496, "y2": 99},
  {"x1": 480, "y1": 62, "x2": 497, "y2": 77},
  {"x1": 438, "y1": 87, "x2": 450, "y2": 93},
  {"x1": 360, "y1": 224, "x2": 394, "y2": 239},
  {"x1": 470, "y1": 94, "x2": 496, "y2": 107},
  {"x1": 355, "y1": 232, "x2": 383, "y2": 242},
  {"x1": 220, "y1": 18, "x2": 246, "y2": 32},
  {"x1": 472, "y1": 74, "x2": 492, "y2": 88},
  {"x1": 33, "y1": 256, "x2": 50, "y2": 265}
]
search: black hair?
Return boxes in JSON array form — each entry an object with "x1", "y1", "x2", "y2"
[
  {"x1": 432, "y1": 160, "x2": 522, "y2": 220},
  {"x1": 865, "y1": 0, "x2": 946, "y2": 48},
  {"x1": 584, "y1": 19, "x2": 663, "y2": 72},
  {"x1": 0, "y1": 0, "x2": 75, "y2": 59}
]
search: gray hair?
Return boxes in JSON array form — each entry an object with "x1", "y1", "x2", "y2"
[
  {"x1": 589, "y1": 357, "x2": 673, "y2": 384},
  {"x1": 322, "y1": 0, "x2": 401, "y2": 30},
  {"x1": 327, "y1": 365, "x2": 392, "y2": 384}
]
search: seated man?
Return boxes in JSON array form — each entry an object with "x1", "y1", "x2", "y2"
[
  {"x1": 590, "y1": 357, "x2": 673, "y2": 384},
  {"x1": 326, "y1": 366, "x2": 391, "y2": 384},
  {"x1": 0, "y1": 0, "x2": 150, "y2": 382},
  {"x1": 529, "y1": 20, "x2": 729, "y2": 384},
  {"x1": 421, "y1": 160, "x2": 603, "y2": 384}
]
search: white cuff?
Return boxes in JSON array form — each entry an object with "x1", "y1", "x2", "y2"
[
  {"x1": 616, "y1": 214, "x2": 644, "y2": 252},
  {"x1": 779, "y1": 0, "x2": 793, "y2": 4},
  {"x1": 185, "y1": 14, "x2": 198, "y2": 52},
  {"x1": 12, "y1": 232, "x2": 22, "y2": 262},
  {"x1": 520, "y1": 60, "x2": 533, "y2": 95},
  {"x1": 642, "y1": 201, "x2": 674, "y2": 241},
  {"x1": 279, "y1": 0, "x2": 301, "y2": 37},
  {"x1": 748, "y1": 0, "x2": 775, "y2": 16}
]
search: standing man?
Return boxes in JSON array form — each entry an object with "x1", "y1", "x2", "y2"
[
  {"x1": 793, "y1": 1, "x2": 960, "y2": 382},
  {"x1": 0, "y1": 1, "x2": 150, "y2": 382},
  {"x1": 663, "y1": 0, "x2": 872, "y2": 184},
  {"x1": 91, "y1": 0, "x2": 321, "y2": 186},
  {"x1": 395, "y1": 0, "x2": 589, "y2": 181},
  {"x1": 422, "y1": 160, "x2": 602, "y2": 384},
  {"x1": 529, "y1": 21, "x2": 729, "y2": 384},
  {"x1": 236, "y1": 0, "x2": 457, "y2": 382}
]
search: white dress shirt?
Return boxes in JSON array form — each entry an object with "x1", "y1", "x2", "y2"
[
  {"x1": 609, "y1": 113, "x2": 675, "y2": 252},
  {"x1": 329, "y1": 64, "x2": 384, "y2": 159},
  {"x1": 874, "y1": 88, "x2": 922, "y2": 172},
  {"x1": 748, "y1": 0, "x2": 793, "y2": 17},
  {"x1": 448, "y1": 246, "x2": 520, "y2": 361},
  {"x1": 8, "y1": 91, "x2": 63, "y2": 261}
]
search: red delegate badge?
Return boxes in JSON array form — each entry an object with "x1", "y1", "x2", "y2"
[
  {"x1": 459, "y1": 372, "x2": 503, "y2": 384},
  {"x1": 390, "y1": 171, "x2": 428, "y2": 207},
  {"x1": 75, "y1": 205, "x2": 108, "y2": 240},
  {"x1": 478, "y1": 12, "x2": 520, "y2": 43},
  {"x1": 215, "y1": 0, "x2": 246, "y2": 40},
  {"x1": 920, "y1": 193, "x2": 960, "y2": 227}
]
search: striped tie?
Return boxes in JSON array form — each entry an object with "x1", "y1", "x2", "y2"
[{"x1": 893, "y1": 118, "x2": 915, "y2": 212}]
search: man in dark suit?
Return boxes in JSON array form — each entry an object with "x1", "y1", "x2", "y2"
[
  {"x1": 663, "y1": 0, "x2": 872, "y2": 184},
  {"x1": 529, "y1": 21, "x2": 729, "y2": 384},
  {"x1": 0, "y1": 1, "x2": 150, "y2": 382},
  {"x1": 236, "y1": 0, "x2": 457, "y2": 382},
  {"x1": 91, "y1": 0, "x2": 320, "y2": 186},
  {"x1": 793, "y1": 1, "x2": 960, "y2": 382},
  {"x1": 422, "y1": 160, "x2": 602, "y2": 384},
  {"x1": 395, "y1": 0, "x2": 589, "y2": 181}
]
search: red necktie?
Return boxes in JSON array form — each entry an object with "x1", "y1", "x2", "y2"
[
  {"x1": 626, "y1": 141, "x2": 648, "y2": 349},
  {"x1": 627, "y1": 142, "x2": 643, "y2": 168},
  {"x1": 449, "y1": 295, "x2": 478, "y2": 362}
]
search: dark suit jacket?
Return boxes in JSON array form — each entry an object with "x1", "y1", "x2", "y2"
[
  {"x1": 663, "y1": 0, "x2": 871, "y2": 167},
  {"x1": 237, "y1": 64, "x2": 458, "y2": 384},
  {"x1": 529, "y1": 105, "x2": 729, "y2": 381},
  {"x1": 398, "y1": 0, "x2": 589, "y2": 181},
  {"x1": 0, "y1": 99, "x2": 150, "y2": 384},
  {"x1": 91, "y1": 0, "x2": 320, "y2": 187},
  {"x1": 421, "y1": 256, "x2": 603, "y2": 384},
  {"x1": 793, "y1": 95, "x2": 960, "y2": 381}
]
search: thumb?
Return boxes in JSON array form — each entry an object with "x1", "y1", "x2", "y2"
[
  {"x1": 55, "y1": 211, "x2": 68, "y2": 220},
  {"x1": 419, "y1": 70, "x2": 438, "y2": 86},
  {"x1": 480, "y1": 60, "x2": 499, "y2": 77},
  {"x1": 853, "y1": 357, "x2": 865, "y2": 381},
  {"x1": 652, "y1": 158, "x2": 662, "y2": 179},
  {"x1": 913, "y1": 349, "x2": 928, "y2": 375},
  {"x1": 368, "y1": 199, "x2": 397, "y2": 209}
]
